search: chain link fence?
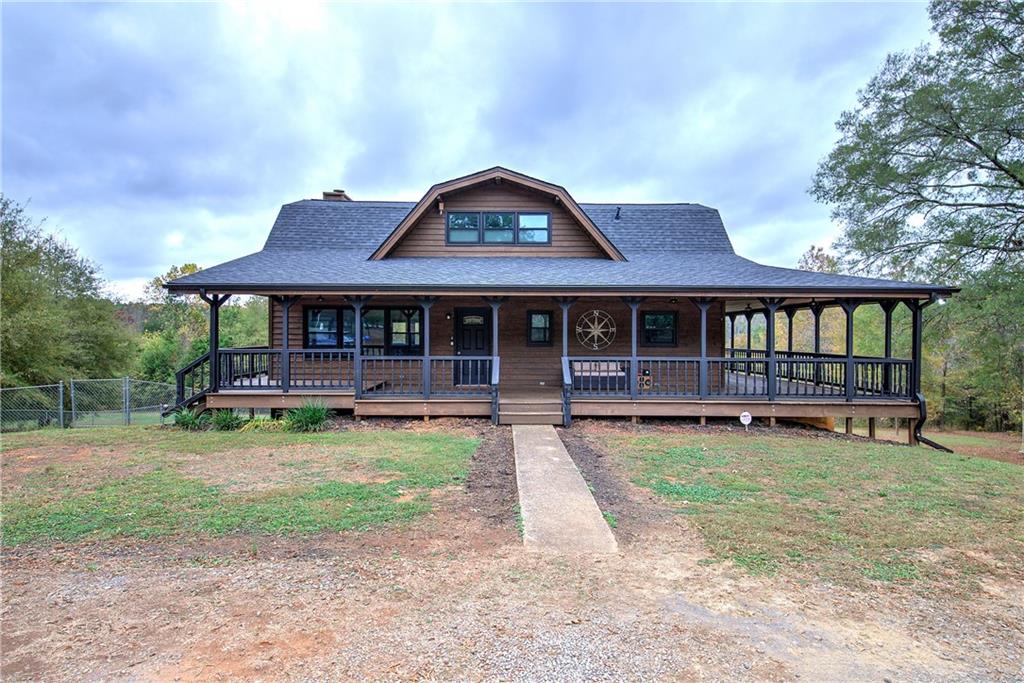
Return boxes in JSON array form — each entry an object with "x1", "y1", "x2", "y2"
[
  {"x1": 1, "y1": 378, "x2": 176, "y2": 432},
  {"x1": 0, "y1": 383, "x2": 64, "y2": 432}
]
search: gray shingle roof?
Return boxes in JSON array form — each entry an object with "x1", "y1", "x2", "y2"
[{"x1": 167, "y1": 199, "x2": 952, "y2": 295}]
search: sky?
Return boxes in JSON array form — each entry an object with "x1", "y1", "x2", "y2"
[{"x1": 2, "y1": 2, "x2": 934, "y2": 300}]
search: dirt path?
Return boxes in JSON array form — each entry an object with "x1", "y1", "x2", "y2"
[{"x1": 3, "y1": 422, "x2": 1022, "y2": 681}]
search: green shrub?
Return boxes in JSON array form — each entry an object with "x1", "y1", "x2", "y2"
[
  {"x1": 173, "y1": 408, "x2": 210, "y2": 431},
  {"x1": 283, "y1": 400, "x2": 331, "y2": 432},
  {"x1": 238, "y1": 416, "x2": 285, "y2": 433},
  {"x1": 211, "y1": 409, "x2": 245, "y2": 431}
]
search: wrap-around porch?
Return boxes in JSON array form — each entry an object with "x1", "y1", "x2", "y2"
[{"x1": 174, "y1": 292, "x2": 931, "y2": 438}]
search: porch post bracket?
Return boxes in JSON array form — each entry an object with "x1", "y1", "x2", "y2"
[
  {"x1": 693, "y1": 298, "x2": 714, "y2": 399},
  {"x1": 621, "y1": 297, "x2": 644, "y2": 400},
  {"x1": 758, "y1": 298, "x2": 784, "y2": 401},
  {"x1": 198, "y1": 291, "x2": 231, "y2": 394},
  {"x1": 416, "y1": 297, "x2": 439, "y2": 400},
  {"x1": 838, "y1": 299, "x2": 861, "y2": 402},
  {"x1": 346, "y1": 296, "x2": 372, "y2": 399}
]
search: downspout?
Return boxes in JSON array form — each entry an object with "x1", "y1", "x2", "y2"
[{"x1": 915, "y1": 393, "x2": 953, "y2": 453}]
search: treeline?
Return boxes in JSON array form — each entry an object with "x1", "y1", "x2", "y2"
[{"x1": 0, "y1": 197, "x2": 267, "y2": 388}]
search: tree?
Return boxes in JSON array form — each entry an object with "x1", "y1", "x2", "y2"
[
  {"x1": 811, "y1": 0, "x2": 1023, "y2": 281},
  {"x1": 133, "y1": 264, "x2": 268, "y2": 382},
  {"x1": 0, "y1": 197, "x2": 136, "y2": 385},
  {"x1": 810, "y1": 0, "x2": 1024, "y2": 431}
]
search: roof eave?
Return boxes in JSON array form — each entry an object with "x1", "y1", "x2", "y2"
[{"x1": 163, "y1": 280, "x2": 958, "y2": 298}]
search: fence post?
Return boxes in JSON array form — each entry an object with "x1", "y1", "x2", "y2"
[
  {"x1": 123, "y1": 376, "x2": 131, "y2": 425},
  {"x1": 70, "y1": 380, "x2": 77, "y2": 428},
  {"x1": 58, "y1": 381, "x2": 65, "y2": 429}
]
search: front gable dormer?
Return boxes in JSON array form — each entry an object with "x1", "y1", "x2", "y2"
[{"x1": 371, "y1": 167, "x2": 626, "y2": 260}]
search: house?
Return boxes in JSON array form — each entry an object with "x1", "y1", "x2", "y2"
[{"x1": 165, "y1": 167, "x2": 955, "y2": 445}]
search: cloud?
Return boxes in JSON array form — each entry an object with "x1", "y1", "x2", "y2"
[{"x1": 2, "y1": 2, "x2": 932, "y2": 297}]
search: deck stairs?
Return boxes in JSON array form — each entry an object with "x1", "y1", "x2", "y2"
[{"x1": 498, "y1": 389, "x2": 564, "y2": 426}]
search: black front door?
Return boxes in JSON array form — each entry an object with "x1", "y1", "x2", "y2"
[{"x1": 454, "y1": 308, "x2": 491, "y2": 385}]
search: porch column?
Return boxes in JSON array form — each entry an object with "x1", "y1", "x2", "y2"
[
  {"x1": 728, "y1": 313, "x2": 736, "y2": 354},
  {"x1": 417, "y1": 297, "x2": 438, "y2": 400},
  {"x1": 695, "y1": 298, "x2": 713, "y2": 399},
  {"x1": 908, "y1": 299, "x2": 929, "y2": 399},
  {"x1": 272, "y1": 296, "x2": 299, "y2": 393},
  {"x1": 760, "y1": 298, "x2": 783, "y2": 401},
  {"x1": 743, "y1": 310, "x2": 754, "y2": 375},
  {"x1": 785, "y1": 308, "x2": 796, "y2": 353},
  {"x1": 199, "y1": 291, "x2": 231, "y2": 393},
  {"x1": 623, "y1": 297, "x2": 644, "y2": 400},
  {"x1": 840, "y1": 300, "x2": 860, "y2": 401},
  {"x1": 880, "y1": 300, "x2": 898, "y2": 395},
  {"x1": 347, "y1": 296, "x2": 371, "y2": 399},
  {"x1": 483, "y1": 297, "x2": 506, "y2": 356},
  {"x1": 554, "y1": 297, "x2": 578, "y2": 358},
  {"x1": 810, "y1": 301, "x2": 825, "y2": 385}
]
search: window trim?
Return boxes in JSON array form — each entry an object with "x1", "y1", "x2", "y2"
[
  {"x1": 444, "y1": 210, "x2": 552, "y2": 246},
  {"x1": 526, "y1": 309, "x2": 553, "y2": 346},
  {"x1": 640, "y1": 310, "x2": 679, "y2": 347}
]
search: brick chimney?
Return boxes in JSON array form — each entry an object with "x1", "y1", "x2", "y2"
[{"x1": 322, "y1": 189, "x2": 352, "y2": 201}]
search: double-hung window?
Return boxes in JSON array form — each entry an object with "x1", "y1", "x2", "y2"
[
  {"x1": 517, "y1": 213, "x2": 550, "y2": 243},
  {"x1": 447, "y1": 212, "x2": 481, "y2": 243},
  {"x1": 527, "y1": 310, "x2": 552, "y2": 345},
  {"x1": 446, "y1": 211, "x2": 551, "y2": 245}
]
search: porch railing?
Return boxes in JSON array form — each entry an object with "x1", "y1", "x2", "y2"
[
  {"x1": 563, "y1": 353, "x2": 914, "y2": 401},
  {"x1": 174, "y1": 347, "x2": 915, "y2": 412}
]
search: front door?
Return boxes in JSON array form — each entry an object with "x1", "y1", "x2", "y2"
[{"x1": 454, "y1": 308, "x2": 491, "y2": 385}]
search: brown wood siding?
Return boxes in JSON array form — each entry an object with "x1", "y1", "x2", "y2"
[
  {"x1": 390, "y1": 184, "x2": 607, "y2": 258},
  {"x1": 269, "y1": 295, "x2": 725, "y2": 390}
]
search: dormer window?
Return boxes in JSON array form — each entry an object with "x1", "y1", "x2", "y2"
[
  {"x1": 446, "y1": 211, "x2": 551, "y2": 246},
  {"x1": 517, "y1": 213, "x2": 550, "y2": 243}
]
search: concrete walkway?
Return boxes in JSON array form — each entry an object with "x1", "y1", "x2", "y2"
[{"x1": 512, "y1": 425, "x2": 618, "y2": 554}]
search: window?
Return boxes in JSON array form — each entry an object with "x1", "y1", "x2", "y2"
[
  {"x1": 447, "y1": 212, "x2": 480, "y2": 243},
  {"x1": 362, "y1": 309, "x2": 387, "y2": 353},
  {"x1": 642, "y1": 312, "x2": 677, "y2": 346},
  {"x1": 517, "y1": 213, "x2": 550, "y2": 244},
  {"x1": 483, "y1": 212, "x2": 515, "y2": 243},
  {"x1": 305, "y1": 308, "x2": 338, "y2": 348},
  {"x1": 389, "y1": 308, "x2": 422, "y2": 349},
  {"x1": 444, "y1": 211, "x2": 551, "y2": 245},
  {"x1": 527, "y1": 310, "x2": 552, "y2": 345},
  {"x1": 304, "y1": 308, "x2": 356, "y2": 349}
]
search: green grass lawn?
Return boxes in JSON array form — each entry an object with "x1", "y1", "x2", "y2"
[
  {"x1": 1, "y1": 426, "x2": 479, "y2": 546},
  {"x1": 605, "y1": 431, "x2": 1024, "y2": 589}
]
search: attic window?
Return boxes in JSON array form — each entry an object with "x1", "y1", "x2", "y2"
[{"x1": 445, "y1": 211, "x2": 551, "y2": 245}]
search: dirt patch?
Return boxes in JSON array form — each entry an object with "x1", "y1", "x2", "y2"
[
  {"x1": 936, "y1": 430, "x2": 1024, "y2": 465},
  {"x1": 173, "y1": 444, "x2": 401, "y2": 492}
]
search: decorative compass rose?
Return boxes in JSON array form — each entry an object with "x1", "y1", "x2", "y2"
[{"x1": 576, "y1": 310, "x2": 616, "y2": 350}]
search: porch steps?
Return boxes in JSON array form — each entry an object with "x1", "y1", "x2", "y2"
[{"x1": 499, "y1": 393, "x2": 564, "y2": 426}]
